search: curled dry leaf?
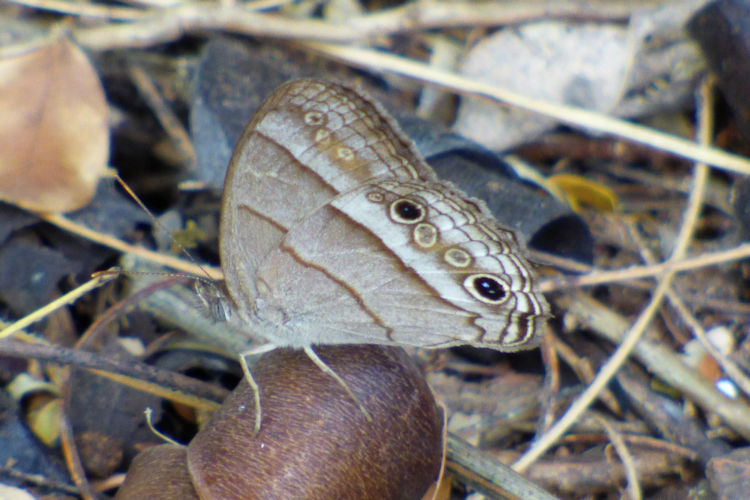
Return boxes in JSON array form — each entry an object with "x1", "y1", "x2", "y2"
[
  {"x1": 0, "y1": 36, "x2": 108, "y2": 213},
  {"x1": 115, "y1": 345, "x2": 444, "y2": 500}
]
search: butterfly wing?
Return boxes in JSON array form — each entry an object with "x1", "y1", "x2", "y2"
[
  {"x1": 254, "y1": 202, "x2": 477, "y2": 348},
  {"x1": 255, "y1": 179, "x2": 549, "y2": 350},
  {"x1": 220, "y1": 79, "x2": 435, "y2": 316}
]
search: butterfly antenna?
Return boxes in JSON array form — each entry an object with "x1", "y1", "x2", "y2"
[{"x1": 115, "y1": 174, "x2": 218, "y2": 282}]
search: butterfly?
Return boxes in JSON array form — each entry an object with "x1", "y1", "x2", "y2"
[{"x1": 213, "y1": 79, "x2": 549, "y2": 430}]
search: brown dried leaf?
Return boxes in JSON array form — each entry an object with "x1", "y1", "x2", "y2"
[{"x1": 0, "y1": 36, "x2": 108, "y2": 213}]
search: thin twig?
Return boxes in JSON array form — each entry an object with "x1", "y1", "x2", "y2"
[
  {"x1": 0, "y1": 338, "x2": 226, "y2": 409},
  {"x1": 560, "y1": 292, "x2": 750, "y2": 440},
  {"x1": 7, "y1": 0, "x2": 147, "y2": 20},
  {"x1": 73, "y1": 4, "x2": 362, "y2": 48},
  {"x1": 513, "y1": 73, "x2": 716, "y2": 473},
  {"x1": 622, "y1": 83, "x2": 750, "y2": 396},
  {"x1": 514, "y1": 276, "x2": 675, "y2": 472},
  {"x1": 128, "y1": 64, "x2": 197, "y2": 167},
  {"x1": 38, "y1": 212, "x2": 222, "y2": 279},
  {"x1": 0, "y1": 272, "x2": 117, "y2": 339},
  {"x1": 17, "y1": 0, "x2": 655, "y2": 37},
  {"x1": 446, "y1": 435, "x2": 560, "y2": 500},
  {"x1": 539, "y1": 243, "x2": 750, "y2": 291},
  {"x1": 305, "y1": 42, "x2": 750, "y2": 177},
  {"x1": 668, "y1": 293, "x2": 750, "y2": 398},
  {"x1": 59, "y1": 367, "x2": 96, "y2": 500},
  {"x1": 595, "y1": 415, "x2": 641, "y2": 500}
]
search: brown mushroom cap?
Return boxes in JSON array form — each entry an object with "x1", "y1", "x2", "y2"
[
  {"x1": 187, "y1": 345, "x2": 443, "y2": 500},
  {"x1": 115, "y1": 444, "x2": 199, "y2": 500}
]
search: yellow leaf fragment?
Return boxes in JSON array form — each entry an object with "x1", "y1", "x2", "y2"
[
  {"x1": 548, "y1": 173, "x2": 618, "y2": 212},
  {"x1": 27, "y1": 397, "x2": 62, "y2": 447}
]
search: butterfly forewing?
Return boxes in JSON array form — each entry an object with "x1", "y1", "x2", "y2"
[{"x1": 221, "y1": 80, "x2": 436, "y2": 313}]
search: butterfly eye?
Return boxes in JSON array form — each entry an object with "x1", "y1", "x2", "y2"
[
  {"x1": 464, "y1": 274, "x2": 509, "y2": 304},
  {"x1": 390, "y1": 199, "x2": 425, "y2": 224}
]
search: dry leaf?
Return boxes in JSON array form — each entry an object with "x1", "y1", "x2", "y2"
[
  {"x1": 548, "y1": 174, "x2": 618, "y2": 212},
  {"x1": 454, "y1": 21, "x2": 629, "y2": 150},
  {"x1": 0, "y1": 36, "x2": 109, "y2": 213},
  {"x1": 454, "y1": 2, "x2": 705, "y2": 150}
]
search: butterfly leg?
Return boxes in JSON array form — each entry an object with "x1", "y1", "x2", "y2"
[
  {"x1": 303, "y1": 346, "x2": 372, "y2": 422},
  {"x1": 239, "y1": 343, "x2": 278, "y2": 434}
]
